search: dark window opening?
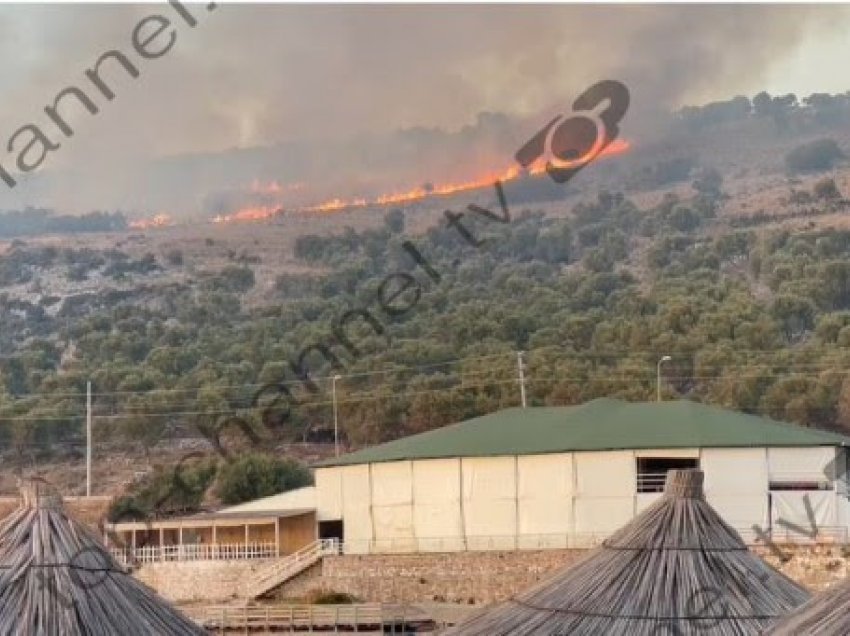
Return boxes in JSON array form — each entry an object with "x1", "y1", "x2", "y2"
[
  {"x1": 769, "y1": 481, "x2": 831, "y2": 491},
  {"x1": 319, "y1": 519, "x2": 344, "y2": 543},
  {"x1": 637, "y1": 457, "x2": 699, "y2": 493}
]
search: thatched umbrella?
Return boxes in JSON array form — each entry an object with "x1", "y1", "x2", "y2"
[
  {"x1": 446, "y1": 469, "x2": 809, "y2": 635},
  {"x1": 765, "y1": 574, "x2": 850, "y2": 634},
  {"x1": 0, "y1": 479, "x2": 206, "y2": 635}
]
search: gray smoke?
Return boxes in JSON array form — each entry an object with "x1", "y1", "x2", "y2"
[{"x1": 0, "y1": 4, "x2": 845, "y2": 215}]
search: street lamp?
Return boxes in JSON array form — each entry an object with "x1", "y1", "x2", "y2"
[
  {"x1": 657, "y1": 356, "x2": 672, "y2": 402},
  {"x1": 332, "y1": 374, "x2": 342, "y2": 456}
]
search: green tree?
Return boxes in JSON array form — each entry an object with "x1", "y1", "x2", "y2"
[{"x1": 215, "y1": 453, "x2": 313, "y2": 505}]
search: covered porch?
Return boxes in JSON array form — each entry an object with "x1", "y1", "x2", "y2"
[{"x1": 105, "y1": 508, "x2": 317, "y2": 564}]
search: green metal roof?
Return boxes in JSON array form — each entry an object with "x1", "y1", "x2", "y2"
[{"x1": 317, "y1": 398, "x2": 850, "y2": 467}]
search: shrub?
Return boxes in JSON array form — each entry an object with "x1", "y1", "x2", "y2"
[
  {"x1": 813, "y1": 177, "x2": 842, "y2": 201},
  {"x1": 215, "y1": 453, "x2": 313, "y2": 505},
  {"x1": 786, "y1": 138, "x2": 844, "y2": 174},
  {"x1": 692, "y1": 167, "x2": 723, "y2": 197},
  {"x1": 306, "y1": 591, "x2": 359, "y2": 604},
  {"x1": 107, "y1": 458, "x2": 218, "y2": 521},
  {"x1": 165, "y1": 249, "x2": 184, "y2": 266},
  {"x1": 201, "y1": 265, "x2": 255, "y2": 293}
]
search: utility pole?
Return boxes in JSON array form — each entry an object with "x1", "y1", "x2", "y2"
[
  {"x1": 517, "y1": 351, "x2": 527, "y2": 408},
  {"x1": 86, "y1": 381, "x2": 92, "y2": 497},
  {"x1": 332, "y1": 375, "x2": 342, "y2": 457},
  {"x1": 657, "y1": 356, "x2": 672, "y2": 403}
]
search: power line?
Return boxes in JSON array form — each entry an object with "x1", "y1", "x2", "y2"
[
  {"x1": 6, "y1": 364, "x2": 849, "y2": 425},
  {"x1": 5, "y1": 343, "x2": 850, "y2": 422},
  {"x1": 4, "y1": 351, "x2": 519, "y2": 400},
  {"x1": 0, "y1": 376, "x2": 527, "y2": 423}
]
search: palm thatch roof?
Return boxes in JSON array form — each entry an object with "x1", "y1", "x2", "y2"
[
  {"x1": 0, "y1": 479, "x2": 206, "y2": 635},
  {"x1": 766, "y1": 574, "x2": 850, "y2": 634},
  {"x1": 446, "y1": 469, "x2": 809, "y2": 635}
]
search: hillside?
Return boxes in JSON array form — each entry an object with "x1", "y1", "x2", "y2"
[{"x1": 6, "y1": 91, "x2": 850, "y2": 499}]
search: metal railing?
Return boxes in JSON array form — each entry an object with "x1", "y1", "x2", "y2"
[
  {"x1": 636, "y1": 472, "x2": 669, "y2": 493},
  {"x1": 110, "y1": 542, "x2": 278, "y2": 565}
]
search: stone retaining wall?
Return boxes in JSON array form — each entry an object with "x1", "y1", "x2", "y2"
[
  {"x1": 134, "y1": 559, "x2": 279, "y2": 603},
  {"x1": 309, "y1": 550, "x2": 586, "y2": 604},
  {"x1": 132, "y1": 544, "x2": 850, "y2": 606}
]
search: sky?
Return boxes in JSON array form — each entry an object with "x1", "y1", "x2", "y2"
[{"x1": 1, "y1": 3, "x2": 849, "y2": 215}]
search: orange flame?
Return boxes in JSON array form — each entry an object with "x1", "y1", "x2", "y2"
[
  {"x1": 306, "y1": 138, "x2": 630, "y2": 213},
  {"x1": 214, "y1": 138, "x2": 631, "y2": 222},
  {"x1": 129, "y1": 213, "x2": 172, "y2": 230},
  {"x1": 212, "y1": 206, "x2": 281, "y2": 224}
]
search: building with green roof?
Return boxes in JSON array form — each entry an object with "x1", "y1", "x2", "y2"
[{"x1": 311, "y1": 399, "x2": 850, "y2": 554}]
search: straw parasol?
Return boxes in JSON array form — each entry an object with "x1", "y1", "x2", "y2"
[
  {"x1": 0, "y1": 479, "x2": 206, "y2": 635},
  {"x1": 446, "y1": 469, "x2": 809, "y2": 635},
  {"x1": 765, "y1": 573, "x2": 850, "y2": 634}
]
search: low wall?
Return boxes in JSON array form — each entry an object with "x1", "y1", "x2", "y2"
[
  {"x1": 294, "y1": 550, "x2": 587, "y2": 604},
  {"x1": 291, "y1": 545, "x2": 850, "y2": 604},
  {"x1": 134, "y1": 559, "x2": 279, "y2": 603},
  {"x1": 132, "y1": 544, "x2": 850, "y2": 606}
]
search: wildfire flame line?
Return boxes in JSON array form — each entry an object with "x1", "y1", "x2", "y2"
[
  {"x1": 129, "y1": 213, "x2": 173, "y2": 230},
  {"x1": 306, "y1": 138, "x2": 630, "y2": 213},
  {"x1": 212, "y1": 138, "x2": 630, "y2": 223}
]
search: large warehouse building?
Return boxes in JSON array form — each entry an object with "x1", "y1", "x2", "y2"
[{"x1": 311, "y1": 398, "x2": 850, "y2": 553}]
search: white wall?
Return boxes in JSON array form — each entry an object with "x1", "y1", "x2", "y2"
[
  {"x1": 574, "y1": 451, "x2": 635, "y2": 534},
  {"x1": 517, "y1": 453, "x2": 573, "y2": 548},
  {"x1": 702, "y1": 448, "x2": 769, "y2": 528},
  {"x1": 461, "y1": 457, "x2": 517, "y2": 550},
  {"x1": 315, "y1": 446, "x2": 846, "y2": 553},
  {"x1": 768, "y1": 447, "x2": 836, "y2": 482},
  {"x1": 412, "y1": 459, "x2": 464, "y2": 551},
  {"x1": 371, "y1": 461, "x2": 415, "y2": 550},
  {"x1": 315, "y1": 468, "x2": 342, "y2": 521},
  {"x1": 340, "y1": 464, "x2": 373, "y2": 553}
]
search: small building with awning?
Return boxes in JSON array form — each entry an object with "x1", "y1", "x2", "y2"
[{"x1": 105, "y1": 488, "x2": 318, "y2": 564}]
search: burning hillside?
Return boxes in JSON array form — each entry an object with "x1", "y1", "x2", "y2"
[
  {"x1": 212, "y1": 138, "x2": 631, "y2": 224},
  {"x1": 128, "y1": 214, "x2": 173, "y2": 230}
]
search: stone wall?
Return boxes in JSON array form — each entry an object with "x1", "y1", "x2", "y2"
[
  {"x1": 288, "y1": 550, "x2": 587, "y2": 605},
  {"x1": 284, "y1": 545, "x2": 850, "y2": 604},
  {"x1": 134, "y1": 559, "x2": 279, "y2": 603},
  {"x1": 132, "y1": 544, "x2": 850, "y2": 606}
]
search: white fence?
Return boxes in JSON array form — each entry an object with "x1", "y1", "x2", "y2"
[
  {"x1": 110, "y1": 542, "x2": 278, "y2": 565},
  {"x1": 108, "y1": 527, "x2": 850, "y2": 565},
  {"x1": 331, "y1": 526, "x2": 850, "y2": 556}
]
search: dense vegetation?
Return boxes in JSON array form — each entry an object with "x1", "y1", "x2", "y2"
[
  {"x1": 7, "y1": 89, "x2": 850, "y2": 483},
  {"x1": 676, "y1": 90, "x2": 850, "y2": 132},
  {"x1": 0, "y1": 208, "x2": 127, "y2": 237},
  {"x1": 5, "y1": 164, "x2": 850, "y2": 471},
  {"x1": 107, "y1": 453, "x2": 313, "y2": 520}
]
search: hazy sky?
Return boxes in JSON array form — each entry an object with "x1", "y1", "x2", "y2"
[{"x1": 1, "y1": 3, "x2": 849, "y2": 213}]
